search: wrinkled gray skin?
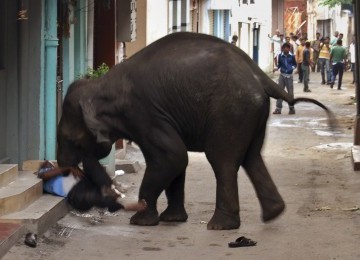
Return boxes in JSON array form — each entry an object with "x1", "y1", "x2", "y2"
[{"x1": 57, "y1": 32, "x2": 333, "y2": 230}]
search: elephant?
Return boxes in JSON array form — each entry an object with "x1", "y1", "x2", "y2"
[{"x1": 57, "y1": 32, "x2": 334, "y2": 230}]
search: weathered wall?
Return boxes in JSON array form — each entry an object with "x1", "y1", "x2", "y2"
[
  {"x1": 284, "y1": 0, "x2": 307, "y2": 35},
  {"x1": 1, "y1": 1, "x2": 19, "y2": 163},
  {"x1": 0, "y1": 0, "x2": 44, "y2": 164},
  {"x1": 126, "y1": 0, "x2": 147, "y2": 58}
]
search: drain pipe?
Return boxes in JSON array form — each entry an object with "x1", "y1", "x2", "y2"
[{"x1": 44, "y1": 0, "x2": 58, "y2": 159}]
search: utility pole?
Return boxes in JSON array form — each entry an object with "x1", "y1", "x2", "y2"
[{"x1": 352, "y1": 0, "x2": 360, "y2": 170}]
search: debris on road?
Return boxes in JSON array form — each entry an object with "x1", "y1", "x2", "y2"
[
  {"x1": 315, "y1": 206, "x2": 332, "y2": 211},
  {"x1": 342, "y1": 206, "x2": 359, "y2": 212},
  {"x1": 228, "y1": 236, "x2": 257, "y2": 248}
]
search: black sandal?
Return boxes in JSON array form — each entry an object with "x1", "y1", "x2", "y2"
[{"x1": 228, "y1": 236, "x2": 257, "y2": 248}]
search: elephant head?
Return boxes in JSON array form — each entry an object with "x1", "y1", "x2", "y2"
[{"x1": 57, "y1": 79, "x2": 113, "y2": 168}]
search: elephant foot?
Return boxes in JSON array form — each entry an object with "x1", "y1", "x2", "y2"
[
  {"x1": 262, "y1": 200, "x2": 286, "y2": 222},
  {"x1": 130, "y1": 209, "x2": 159, "y2": 226},
  {"x1": 159, "y1": 206, "x2": 188, "y2": 222},
  {"x1": 207, "y1": 209, "x2": 240, "y2": 230}
]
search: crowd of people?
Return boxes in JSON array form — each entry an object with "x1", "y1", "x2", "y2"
[{"x1": 266, "y1": 29, "x2": 355, "y2": 115}]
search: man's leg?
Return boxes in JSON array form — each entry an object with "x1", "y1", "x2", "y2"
[
  {"x1": 312, "y1": 52, "x2": 317, "y2": 72},
  {"x1": 319, "y1": 58, "x2": 325, "y2": 84},
  {"x1": 325, "y1": 59, "x2": 331, "y2": 84},
  {"x1": 274, "y1": 75, "x2": 285, "y2": 114},
  {"x1": 315, "y1": 52, "x2": 320, "y2": 72},
  {"x1": 338, "y1": 63, "x2": 344, "y2": 89},
  {"x1": 297, "y1": 63, "x2": 303, "y2": 83},
  {"x1": 302, "y1": 64, "x2": 310, "y2": 91},
  {"x1": 285, "y1": 76, "x2": 295, "y2": 114},
  {"x1": 330, "y1": 63, "x2": 339, "y2": 88}
]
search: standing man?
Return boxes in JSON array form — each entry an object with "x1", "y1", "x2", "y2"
[
  {"x1": 271, "y1": 33, "x2": 285, "y2": 67},
  {"x1": 311, "y1": 32, "x2": 321, "y2": 72},
  {"x1": 285, "y1": 35, "x2": 294, "y2": 54},
  {"x1": 302, "y1": 41, "x2": 312, "y2": 92},
  {"x1": 318, "y1": 36, "x2": 332, "y2": 85},
  {"x1": 296, "y1": 38, "x2": 306, "y2": 83},
  {"x1": 349, "y1": 36, "x2": 356, "y2": 84},
  {"x1": 290, "y1": 33, "x2": 298, "y2": 55},
  {"x1": 272, "y1": 43, "x2": 297, "y2": 115},
  {"x1": 330, "y1": 31, "x2": 339, "y2": 46},
  {"x1": 330, "y1": 39, "x2": 347, "y2": 90}
]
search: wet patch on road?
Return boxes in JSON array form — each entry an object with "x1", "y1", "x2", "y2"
[
  {"x1": 142, "y1": 246, "x2": 162, "y2": 251},
  {"x1": 270, "y1": 117, "x2": 348, "y2": 137}
]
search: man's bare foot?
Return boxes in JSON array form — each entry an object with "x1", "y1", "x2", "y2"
[{"x1": 124, "y1": 199, "x2": 147, "y2": 212}]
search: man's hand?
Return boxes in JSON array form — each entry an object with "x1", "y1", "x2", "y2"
[
  {"x1": 273, "y1": 68, "x2": 279, "y2": 72},
  {"x1": 70, "y1": 166, "x2": 84, "y2": 179}
]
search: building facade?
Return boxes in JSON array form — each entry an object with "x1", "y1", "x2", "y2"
[
  {"x1": 307, "y1": 0, "x2": 354, "y2": 46},
  {"x1": 0, "y1": 0, "x2": 283, "y2": 166}
]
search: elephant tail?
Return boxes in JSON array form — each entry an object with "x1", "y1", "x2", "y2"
[
  {"x1": 263, "y1": 78, "x2": 337, "y2": 130},
  {"x1": 292, "y1": 97, "x2": 337, "y2": 129}
]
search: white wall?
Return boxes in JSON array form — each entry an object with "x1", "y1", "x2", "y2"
[
  {"x1": 230, "y1": 0, "x2": 273, "y2": 72},
  {"x1": 146, "y1": 0, "x2": 168, "y2": 44}
]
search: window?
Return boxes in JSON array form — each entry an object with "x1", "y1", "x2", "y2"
[
  {"x1": 250, "y1": 0, "x2": 255, "y2": 3},
  {"x1": 242, "y1": 0, "x2": 248, "y2": 4},
  {"x1": 169, "y1": 0, "x2": 189, "y2": 33},
  {"x1": 211, "y1": 10, "x2": 230, "y2": 41}
]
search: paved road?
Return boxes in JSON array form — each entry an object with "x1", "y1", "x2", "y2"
[{"x1": 5, "y1": 71, "x2": 360, "y2": 260}]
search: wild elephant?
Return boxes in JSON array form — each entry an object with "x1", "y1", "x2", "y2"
[{"x1": 57, "y1": 32, "x2": 334, "y2": 230}]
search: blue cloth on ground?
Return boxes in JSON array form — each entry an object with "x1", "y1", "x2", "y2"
[{"x1": 38, "y1": 167, "x2": 77, "y2": 197}]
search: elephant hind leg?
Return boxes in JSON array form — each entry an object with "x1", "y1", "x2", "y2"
[{"x1": 242, "y1": 129, "x2": 285, "y2": 222}]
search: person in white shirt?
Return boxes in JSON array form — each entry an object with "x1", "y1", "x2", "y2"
[
  {"x1": 349, "y1": 36, "x2": 356, "y2": 84},
  {"x1": 269, "y1": 30, "x2": 284, "y2": 67}
]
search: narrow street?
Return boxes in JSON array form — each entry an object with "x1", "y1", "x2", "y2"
[{"x1": 4, "y1": 71, "x2": 360, "y2": 260}]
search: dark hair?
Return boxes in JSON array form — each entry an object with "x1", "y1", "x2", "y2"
[
  {"x1": 282, "y1": 43, "x2": 291, "y2": 49},
  {"x1": 305, "y1": 41, "x2": 311, "y2": 48},
  {"x1": 337, "y1": 39, "x2": 342, "y2": 45},
  {"x1": 232, "y1": 35, "x2": 238, "y2": 41}
]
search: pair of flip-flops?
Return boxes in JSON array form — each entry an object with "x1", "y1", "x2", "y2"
[{"x1": 228, "y1": 236, "x2": 257, "y2": 248}]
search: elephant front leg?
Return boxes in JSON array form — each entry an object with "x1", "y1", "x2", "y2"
[
  {"x1": 82, "y1": 154, "x2": 123, "y2": 211},
  {"x1": 159, "y1": 172, "x2": 188, "y2": 222},
  {"x1": 130, "y1": 167, "x2": 188, "y2": 226},
  {"x1": 130, "y1": 126, "x2": 189, "y2": 226},
  {"x1": 129, "y1": 165, "x2": 161, "y2": 226}
]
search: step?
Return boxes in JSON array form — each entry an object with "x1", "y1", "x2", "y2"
[
  {"x1": 22, "y1": 160, "x2": 58, "y2": 172},
  {"x1": 0, "y1": 222, "x2": 26, "y2": 259},
  {"x1": 0, "y1": 165, "x2": 18, "y2": 187},
  {"x1": 0, "y1": 194, "x2": 69, "y2": 235},
  {"x1": 0, "y1": 172, "x2": 42, "y2": 216}
]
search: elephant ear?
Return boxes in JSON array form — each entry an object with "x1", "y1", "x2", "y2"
[{"x1": 79, "y1": 99, "x2": 111, "y2": 144}]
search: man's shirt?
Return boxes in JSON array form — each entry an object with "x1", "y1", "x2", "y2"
[
  {"x1": 330, "y1": 45, "x2": 346, "y2": 64},
  {"x1": 303, "y1": 48, "x2": 311, "y2": 66},
  {"x1": 277, "y1": 52, "x2": 297, "y2": 74}
]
